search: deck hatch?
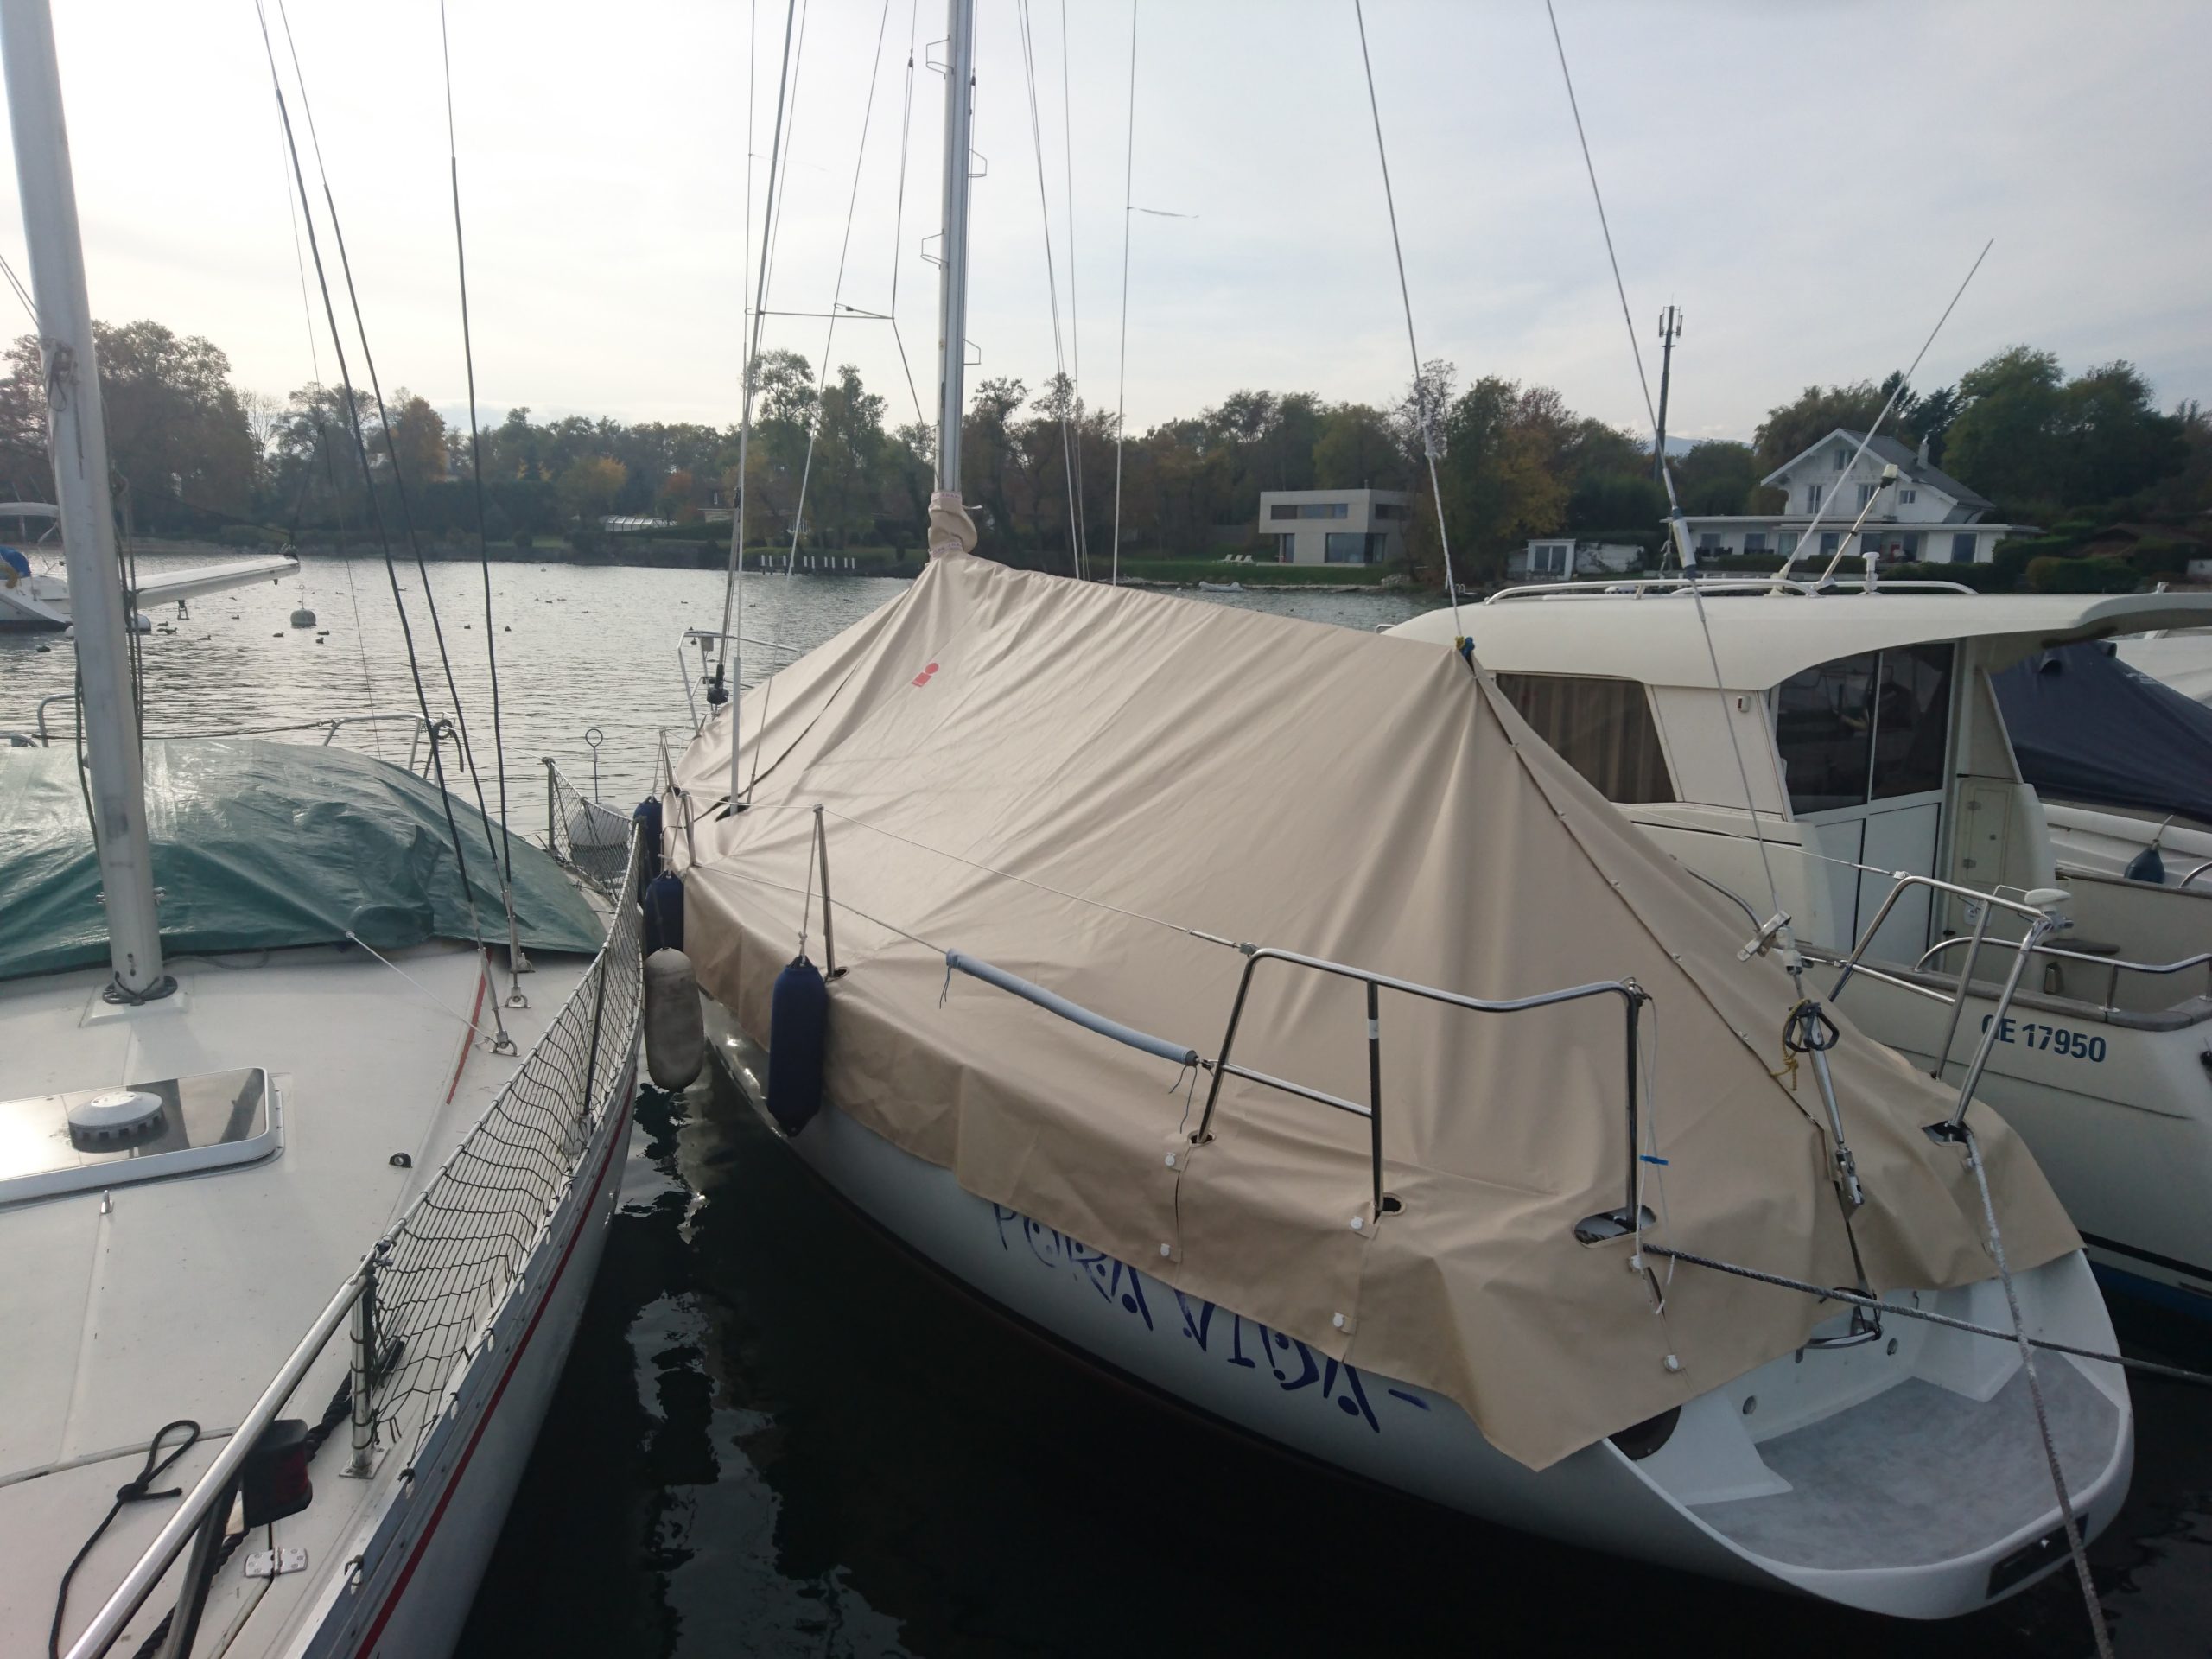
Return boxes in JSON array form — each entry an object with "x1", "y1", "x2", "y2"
[{"x1": 0, "y1": 1065, "x2": 277, "y2": 1205}]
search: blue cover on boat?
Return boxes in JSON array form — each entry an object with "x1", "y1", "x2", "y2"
[
  {"x1": 1991, "y1": 640, "x2": 2212, "y2": 828},
  {"x1": 0, "y1": 736, "x2": 605, "y2": 980}
]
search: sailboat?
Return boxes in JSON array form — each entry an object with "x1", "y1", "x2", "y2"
[
  {"x1": 0, "y1": 501, "x2": 299, "y2": 632},
  {"x1": 0, "y1": 3, "x2": 641, "y2": 1654},
  {"x1": 658, "y1": 0, "x2": 2132, "y2": 1621}
]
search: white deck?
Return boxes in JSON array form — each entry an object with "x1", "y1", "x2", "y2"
[{"x1": 0, "y1": 934, "x2": 598, "y2": 1656}]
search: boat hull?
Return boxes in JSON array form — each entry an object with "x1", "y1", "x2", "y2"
[
  {"x1": 705, "y1": 1021, "x2": 2127, "y2": 1620},
  {"x1": 292, "y1": 1054, "x2": 638, "y2": 1659}
]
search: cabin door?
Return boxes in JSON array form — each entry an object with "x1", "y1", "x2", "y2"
[{"x1": 1773, "y1": 644, "x2": 1958, "y2": 961}]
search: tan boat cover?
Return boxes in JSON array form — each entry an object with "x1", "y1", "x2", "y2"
[{"x1": 666, "y1": 556, "x2": 2076, "y2": 1471}]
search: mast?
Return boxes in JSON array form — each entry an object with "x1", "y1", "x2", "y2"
[
  {"x1": 2, "y1": 0, "x2": 168, "y2": 1001},
  {"x1": 933, "y1": 0, "x2": 976, "y2": 496}
]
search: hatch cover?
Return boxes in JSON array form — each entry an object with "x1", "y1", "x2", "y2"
[{"x1": 0, "y1": 1066, "x2": 278, "y2": 1205}]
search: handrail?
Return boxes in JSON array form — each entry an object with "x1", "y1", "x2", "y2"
[
  {"x1": 2183, "y1": 861, "x2": 2212, "y2": 891},
  {"x1": 1484, "y1": 575, "x2": 1978, "y2": 604},
  {"x1": 61, "y1": 829, "x2": 645, "y2": 1659},
  {"x1": 1827, "y1": 872, "x2": 2065, "y2": 1003},
  {"x1": 1192, "y1": 944, "x2": 1647, "y2": 1228},
  {"x1": 1914, "y1": 936, "x2": 2212, "y2": 982},
  {"x1": 61, "y1": 1271, "x2": 369, "y2": 1659}
]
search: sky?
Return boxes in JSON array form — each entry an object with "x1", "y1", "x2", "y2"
[{"x1": 3, "y1": 0, "x2": 2207, "y2": 448}]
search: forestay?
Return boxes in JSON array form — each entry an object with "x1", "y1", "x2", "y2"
[{"x1": 667, "y1": 556, "x2": 2076, "y2": 1471}]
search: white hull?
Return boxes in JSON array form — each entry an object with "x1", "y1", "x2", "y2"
[
  {"x1": 705, "y1": 1014, "x2": 2130, "y2": 1621},
  {"x1": 292, "y1": 1057, "x2": 636, "y2": 1659},
  {"x1": 1844, "y1": 971, "x2": 2212, "y2": 1310}
]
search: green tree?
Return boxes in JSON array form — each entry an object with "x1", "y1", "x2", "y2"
[
  {"x1": 1312, "y1": 402, "x2": 1407, "y2": 491},
  {"x1": 1941, "y1": 347, "x2": 2067, "y2": 515},
  {"x1": 1670, "y1": 439, "x2": 1760, "y2": 515}
]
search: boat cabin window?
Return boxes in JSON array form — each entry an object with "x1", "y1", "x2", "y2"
[
  {"x1": 1773, "y1": 644, "x2": 1955, "y2": 814},
  {"x1": 1493, "y1": 673, "x2": 1675, "y2": 804}
]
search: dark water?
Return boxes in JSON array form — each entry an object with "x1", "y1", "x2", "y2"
[
  {"x1": 467, "y1": 1071, "x2": 2212, "y2": 1659},
  {"x1": 5, "y1": 556, "x2": 2206, "y2": 1656}
]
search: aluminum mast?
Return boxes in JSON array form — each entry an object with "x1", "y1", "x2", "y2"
[
  {"x1": 933, "y1": 0, "x2": 975, "y2": 493},
  {"x1": 2, "y1": 0, "x2": 168, "y2": 1000}
]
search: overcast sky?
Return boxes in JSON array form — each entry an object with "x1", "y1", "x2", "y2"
[{"x1": 4, "y1": 0, "x2": 2207, "y2": 448}]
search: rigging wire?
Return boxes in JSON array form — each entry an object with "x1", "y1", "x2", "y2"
[
  {"x1": 1351, "y1": 1, "x2": 1461, "y2": 635},
  {"x1": 1109, "y1": 0, "x2": 1136, "y2": 586},
  {"x1": 438, "y1": 0, "x2": 518, "y2": 897},
  {"x1": 1540, "y1": 0, "x2": 1791, "y2": 944},
  {"x1": 254, "y1": 0, "x2": 512, "y2": 1046},
  {"x1": 715, "y1": 0, "x2": 800, "y2": 719},
  {"x1": 1058, "y1": 0, "x2": 1088, "y2": 573},
  {"x1": 1802, "y1": 242, "x2": 1993, "y2": 584},
  {"x1": 716, "y1": 0, "x2": 762, "y2": 708},
  {"x1": 0, "y1": 247, "x2": 35, "y2": 323},
  {"x1": 885, "y1": 0, "x2": 927, "y2": 429},
  {"x1": 1016, "y1": 0, "x2": 1085, "y2": 577},
  {"x1": 276, "y1": 0, "x2": 523, "y2": 1000},
  {"x1": 271, "y1": 95, "x2": 382, "y2": 759},
  {"x1": 779, "y1": 0, "x2": 898, "y2": 589}
]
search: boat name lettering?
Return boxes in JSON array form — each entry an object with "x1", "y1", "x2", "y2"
[
  {"x1": 982, "y1": 1205, "x2": 1411, "y2": 1434},
  {"x1": 1977, "y1": 1014, "x2": 2106, "y2": 1063}
]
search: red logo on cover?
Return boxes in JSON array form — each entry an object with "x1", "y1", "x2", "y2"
[{"x1": 912, "y1": 661, "x2": 941, "y2": 687}]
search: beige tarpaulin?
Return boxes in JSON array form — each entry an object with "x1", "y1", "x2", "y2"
[{"x1": 667, "y1": 557, "x2": 2076, "y2": 1471}]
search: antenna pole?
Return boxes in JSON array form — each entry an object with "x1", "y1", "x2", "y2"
[
  {"x1": 2, "y1": 0, "x2": 168, "y2": 1001},
  {"x1": 934, "y1": 0, "x2": 976, "y2": 493},
  {"x1": 1652, "y1": 305, "x2": 1681, "y2": 482}
]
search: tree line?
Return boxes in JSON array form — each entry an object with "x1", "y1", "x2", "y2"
[{"x1": 0, "y1": 320, "x2": 2202, "y2": 584}]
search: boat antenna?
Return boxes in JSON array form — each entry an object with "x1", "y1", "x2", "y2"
[
  {"x1": 438, "y1": 0, "x2": 531, "y2": 990},
  {"x1": 926, "y1": 0, "x2": 981, "y2": 560},
  {"x1": 1, "y1": 0, "x2": 170, "y2": 1002},
  {"x1": 1789, "y1": 240, "x2": 1993, "y2": 585},
  {"x1": 1352, "y1": 1, "x2": 1462, "y2": 639},
  {"x1": 1108, "y1": 0, "x2": 1136, "y2": 587}
]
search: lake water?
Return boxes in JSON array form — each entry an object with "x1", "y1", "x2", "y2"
[{"x1": 3, "y1": 555, "x2": 2205, "y2": 1658}]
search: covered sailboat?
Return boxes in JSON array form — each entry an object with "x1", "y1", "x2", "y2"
[
  {"x1": 661, "y1": 0, "x2": 2131, "y2": 1620},
  {"x1": 665, "y1": 550, "x2": 2130, "y2": 1614}
]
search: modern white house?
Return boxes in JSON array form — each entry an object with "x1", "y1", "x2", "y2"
[
  {"x1": 1255, "y1": 487, "x2": 1410, "y2": 565},
  {"x1": 1680, "y1": 429, "x2": 2035, "y2": 567},
  {"x1": 1508, "y1": 538, "x2": 1643, "y2": 581}
]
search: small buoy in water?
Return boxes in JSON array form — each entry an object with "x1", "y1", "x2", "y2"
[
  {"x1": 641, "y1": 870, "x2": 685, "y2": 956},
  {"x1": 272, "y1": 631, "x2": 283, "y2": 638},
  {"x1": 289, "y1": 607, "x2": 316, "y2": 628},
  {"x1": 316, "y1": 637, "x2": 326, "y2": 645},
  {"x1": 644, "y1": 949, "x2": 705, "y2": 1089},
  {"x1": 766, "y1": 954, "x2": 829, "y2": 1134}
]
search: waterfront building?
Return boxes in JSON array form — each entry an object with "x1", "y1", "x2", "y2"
[
  {"x1": 1680, "y1": 429, "x2": 2036, "y2": 566},
  {"x1": 1508, "y1": 538, "x2": 1644, "y2": 581},
  {"x1": 1255, "y1": 487, "x2": 1410, "y2": 565}
]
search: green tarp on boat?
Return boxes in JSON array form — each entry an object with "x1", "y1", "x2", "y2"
[{"x1": 0, "y1": 737, "x2": 606, "y2": 981}]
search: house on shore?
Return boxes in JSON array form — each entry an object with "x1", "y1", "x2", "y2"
[
  {"x1": 1255, "y1": 488, "x2": 1410, "y2": 565},
  {"x1": 1507, "y1": 538, "x2": 1644, "y2": 582},
  {"x1": 1679, "y1": 429, "x2": 2035, "y2": 567}
]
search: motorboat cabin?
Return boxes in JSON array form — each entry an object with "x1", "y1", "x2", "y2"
[{"x1": 1391, "y1": 581, "x2": 2212, "y2": 1312}]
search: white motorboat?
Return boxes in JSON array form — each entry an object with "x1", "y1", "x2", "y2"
[
  {"x1": 0, "y1": 8, "x2": 642, "y2": 1656},
  {"x1": 0, "y1": 502, "x2": 298, "y2": 632},
  {"x1": 655, "y1": 1, "x2": 2133, "y2": 1623},
  {"x1": 1389, "y1": 579, "x2": 2212, "y2": 1313}
]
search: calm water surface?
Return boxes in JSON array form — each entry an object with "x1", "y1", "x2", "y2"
[{"x1": 3, "y1": 556, "x2": 2204, "y2": 1657}]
